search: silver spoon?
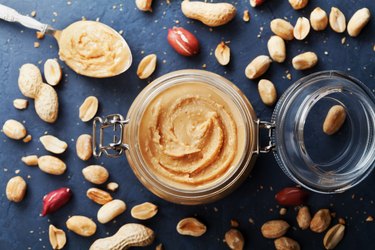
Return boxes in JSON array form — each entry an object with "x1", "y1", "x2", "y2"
[{"x1": 0, "y1": 4, "x2": 133, "y2": 77}]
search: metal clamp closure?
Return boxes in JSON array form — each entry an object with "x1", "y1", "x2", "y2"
[
  {"x1": 255, "y1": 119, "x2": 276, "y2": 154},
  {"x1": 93, "y1": 114, "x2": 129, "y2": 158}
]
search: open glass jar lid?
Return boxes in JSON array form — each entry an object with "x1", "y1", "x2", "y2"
[
  {"x1": 93, "y1": 70, "x2": 375, "y2": 204},
  {"x1": 271, "y1": 70, "x2": 375, "y2": 194}
]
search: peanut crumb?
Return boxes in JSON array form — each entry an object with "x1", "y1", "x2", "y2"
[
  {"x1": 34, "y1": 42, "x2": 40, "y2": 48},
  {"x1": 243, "y1": 10, "x2": 250, "y2": 22},
  {"x1": 15, "y1": 169, "x2": 20, "y2": 174},
  {"x1": 366, "y1": 216, "x2": 374, "y2": 222},
  {"x1": 107, "y1": 182, "x2": 119, "y2": 192},
  {"x1": 279, "y1": 208, "x2": 287, "y2": 216},
  {"x1": 341, "y1": 37, "x2": 346, "y2": 44},
  {"x1": 230, "y1": 219, "x2": 239, "y2": 228},
  {"x1": 373, "y1": 45, "x2": 375, "y2": 52},
  {"x1": 248, "y1": 218, "x2": 254, "y2": 224},
  {"x1": 213, "y1": 207, "x2": 218, "y2": 212},
  {"x1": 156, "y1": 243, "x2": 163, "y2": 250},
  {"x1": 286, "y1": 73, "x2": 292, "y2": 80},
  {"x1": 36, "y1": 31, "x2": 44, "y2": 40},
  {"x1": 23, "y1": 135, "x2": 32, "y2": 143},
  {"x1": 119, "y1": 30, "x2": 123, "y2": 35},
  {"x1": 31, "y1": 11, "x2": 36, "y2": 17},
  {"x1": 166, "y1": 0, "x2": 170, "y2": 4},
  {"x1": 338, "y1": 218, "x2": 346, "y2": 225},
  {"x1": 202, "y1": 64, "x2": 207, "y2": 68}
]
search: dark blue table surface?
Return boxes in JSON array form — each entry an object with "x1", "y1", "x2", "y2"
[{"x1": 0, "y1": 0, "x2": 374, "y2": 249}]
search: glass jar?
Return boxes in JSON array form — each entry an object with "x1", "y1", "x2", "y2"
[{"x1": 93, "y1": 70, "x2": 375, "y2": 204}]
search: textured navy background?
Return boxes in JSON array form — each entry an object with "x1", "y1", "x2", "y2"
[{"x1": 0, "y1": 0, "x2": 374, "y2": 249}]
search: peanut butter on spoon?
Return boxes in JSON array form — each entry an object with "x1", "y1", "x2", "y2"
[{"x1": 0, "y1": 4, "x2": 132, "y2": 78}]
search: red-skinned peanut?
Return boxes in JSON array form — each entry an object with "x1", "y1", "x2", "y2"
[
  {"x1": 250, "y1": 0, "x2": 265, "y2": 7},
  {"x1": 41, "y1": 187, "x2": 72, "y2": 216},
  {"x1": 275, "y1": 187, "x2": 308, "y2": 206},
  {"x1": 167, "y1": 27, "x2": 200, "y2": 57}
]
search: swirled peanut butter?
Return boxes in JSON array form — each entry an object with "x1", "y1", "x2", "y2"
[
  {"x1": 139, "y1": 82, "x2": 246, "y2": 187},
  {"x1": 58, "y1": 21, "x2": 131, "y2": 78}
]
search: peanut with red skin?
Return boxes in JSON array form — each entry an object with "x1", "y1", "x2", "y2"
[
  {"x1": 275, "y1": 187, "x2": 308, "y2": 206},
  {"x1": 167, "y1": 27, "x2": 200, "y2": 57},
  {"x1": 250, "y1": 0, "x2": 265, "y2": 8},
  {"x1": 42, "y1": 187, "x2": 72, "y2": 216}
]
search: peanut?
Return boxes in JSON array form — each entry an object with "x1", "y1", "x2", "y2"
[
  {"x1": 87, "y1": 188, "x2": 113, "y2": 205},
  {"x1": 347, "y1": 8, "x2": 371, "y2": 37},
  {"x1": 293, "y1": 17, "x2": 310, "y2": 40},
  {"x1": 167, "y1": 27, "x2": 200, "y2": 57},
  {"x1": 6, "y1": 176, "x2": 27, "y2": 202},
  {"x1": 79, "y1": 96, "x2": 99, "y2": 122},
  {"x1": 35, "y1": 84, "x2": 59, "y2": 123},
  {"x1": 243, "y1": 10, "x2": 250, "y2": 22},
  {"x1": 36, "y1": 31, "x2": 44, "y2": 39},
  {"x1": 18, "y1": 64, "x2": 59, "y2": 123},
  {"x1": 18, "y1": 63, "x2": 43, "y2": 98},
  {"x1": 245, "y1": 55, "x2": 272, "y2": 79},
  {"x1": 225, "y1": 229, "x2": 244, "y2": 250},
  {"x1": 310, "y1": 209, "x2": 332, "y2": 233},
  {"x1": 215, "y1": 42, "x2": 231, "y2": 66},
  {"x1": 90, "y1": 223, "x2": 154, "y2": 250},
  {"x1": 22, "y1": 155, "x2": 39, "y2": 166},
  {"x1": 250, "y1": 0, "x2": 265, "y2": 8},
  {"x1": 323, "y1": 105, "x2": 346, "y2": 135},
  {"x1": 13, "y1": 99, "x2": 28, "y2": 110},
  {"x1": 2, "y1": 119, "x2": 27, "y2": 140},
  {"x1": 292, "y1": 52, "x2": 318, "y2": 70},
  {"x1": 267, "y1": 35, "x2": 286, "y2": 63},
  {"x1": 288, "y1": 0, "x2": 308, "y2": 10},
  {"x1": 131, "y1": 202, "x2": 158, "y2": 220},
  {"x1": 261, "y1": 220, "x2": 290, "y2": 239},
  {"x1": 66, "y1": 215, "x2": 97, "y2": 237},
  {"x1": 297, "y1": 206, "x2": 311, "y2": 230},
  {"x1": 82, "y1": 165, "x2": 109, "y2": 184},
  {"x1": 97, "y1": 199, "x2": 126, "y2": 224},
  {"x1": 181, "y1": 0, "x2": 236, "y2": 27},
  {"x1": 107, "y1": 182, "x2": 119, "y2": 192},
  {"x1": 38, "y1": 155, "x2": 67, "y2": 175},
  {"x1": 40, "y1": 135, "x2": 68, "y2": 154},
  {"x1": 136, "y1": 0, "x2": 153, "y2": 12},
  {"x1": 76, "y1": 134, "x2": 93, "y2": 161},
  {"x1": 323, "y1": 224, "x2": 345, "y2": 249},
  {"x1": 310, "y1": 7, "x2": 328, "y2": 31},
  {"x1": 274, "y1": 237, "x2": 301, "y2": 250},
  {"x1": 270, "y1": 19, "x2": 294, "y2": 40},
  {"x1": 177, "y1": 218, "x2": 207, "y2": 237},
  {"x1": 44, "y1": 59, "x2": 62, "y2": 86},
  {"x1": 23, "y1": 134, "x2": 32, "y2": 143},
  {"x1": 137, "y1": 54, "x2": 157, "y2": 79},
  {"x1": 49, "y1": 225, "x2": 67, "y2": 250},
  {"x1": 329, "y1": 7, "x2": 346, "y2": 33},
  {"x1": 258, "y1": 79, "x2": 277, "y2": 106}
]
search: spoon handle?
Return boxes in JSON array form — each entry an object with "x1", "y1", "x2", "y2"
[{"x1": 0, "y1": 4, "x2": 51, "y2": 33}]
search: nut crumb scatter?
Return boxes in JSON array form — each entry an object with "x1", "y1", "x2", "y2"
[
  {"x1": 366, "y1": 216, "x2": 374, "y2": 222},
  {"x1": 34, "y1": 42, "x2": 40, "y2": 48},
  {"x1": 243, "y1": 10, "x2": 250, "y2": 22},
  {"x1": 279, "y1": 208, "x2": 287, "y2": 215}
]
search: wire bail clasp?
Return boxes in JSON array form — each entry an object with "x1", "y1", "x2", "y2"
[{"x1": 92, "y1": 114, "x2": 129, "y2": 158}]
